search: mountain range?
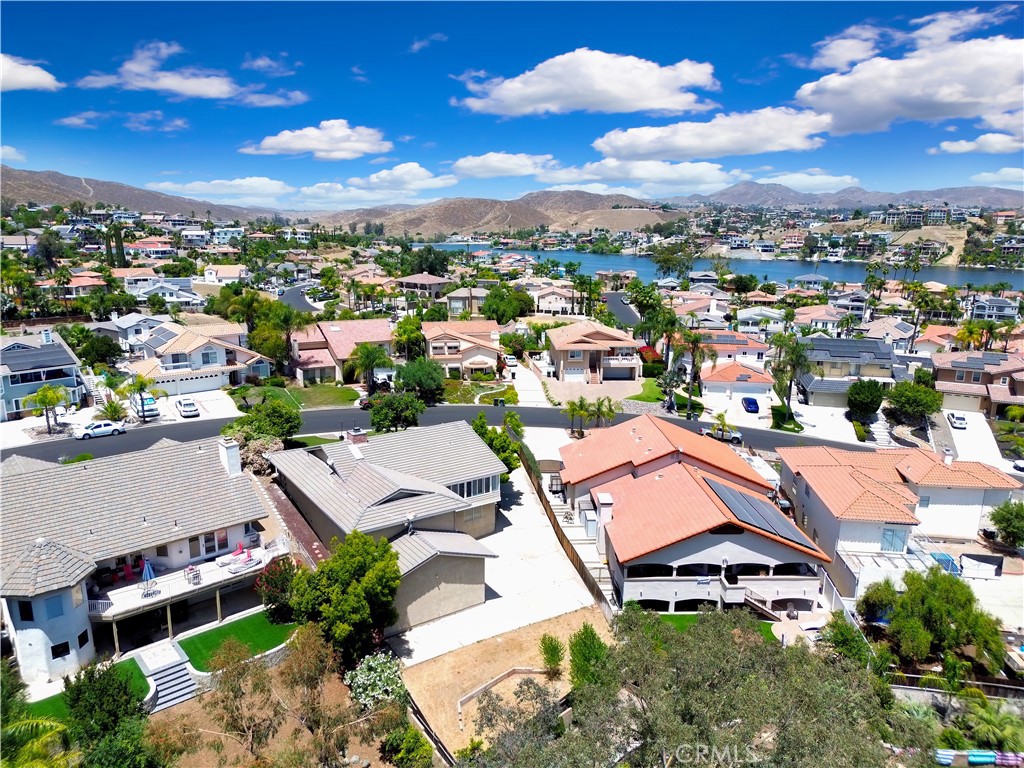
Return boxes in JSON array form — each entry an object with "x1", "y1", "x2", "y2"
[{"x1": 2, "y1": 166, "x2": 1021, "y2": 236}]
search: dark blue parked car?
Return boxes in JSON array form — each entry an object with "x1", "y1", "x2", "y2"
[{"x1": 741, "y1": 397, "x2": 759, "y2": 413}]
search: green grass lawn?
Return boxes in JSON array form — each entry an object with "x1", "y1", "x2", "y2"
[
  {"x1": 674, "y1": 393, "x2": 705, "y2": 417},
  {"x1": 284, "y1": 435, "x2": 341, "y2": 448},
  {"x1": 27, "y1": 657, "x2": 148, "y2": 722},
  {"x1": 771, "y1": 404, "x2": 804, "y2": 433},
  {"x1": 661, "y1": 613, "x2": 777, "y2": 643},
  {"x1": 626, "y1": 380, "x2": 704, "y2": 417},
  {"x1": 179, "y1": 612, "x2": 296, "y2": 672},
  {"x1": 478, "y1": 386, "x2": 520, "y2": 405},
  {"x1": 290, "y1": 384, "x2": 360, "y2": 408},
  {"x1": 230, "y1": 384, "x2": 303, "y2": 409}
]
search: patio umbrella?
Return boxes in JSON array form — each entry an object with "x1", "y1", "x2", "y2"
[{"x1": 141, "y1": 558, "x2": 155, "y2": 582}]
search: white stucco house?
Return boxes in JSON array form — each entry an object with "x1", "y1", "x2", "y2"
[{"x1": 202, "y1": 264, "x2": 250, "y2": 285}]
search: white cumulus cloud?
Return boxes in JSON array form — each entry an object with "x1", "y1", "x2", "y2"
[
  {"x1": 909, "y1": 4, "x2": 1019, "y2": 47},
  {"x1": 757, "y1": 171, "x2": 861, "y2": 193},
  {"x1": 929, "y1": 133, "x2": 1023, "y2": 155},
  {"x1": 451, "y1": 152, "x2": 559, "y2": 178},
  {"x1": 802, "y1": 24, "x2": 888, "y2": 72},
  {"x1": 455, "y1": 48, "x2": 718, "y2": 116},
  {"x1": 969, "y1": 167, "x2": 1024, "y2": 188},
  {"x1": 532, "y1": 158, "x2": 750, "y2": 196},
  {"x1": 77, "y1": 41, "x2": 308, "y2": 107},
  {"x1": 346, "y1": 162, "x2": 457, "y2": 190},
  {"x1": 240, "y1": 119, "x2": 393, "y2": 160},
  {"x1": 296, "y1": 182, "x2": 441, "y2": 208},
  {"x1": 1, "y1": 145, "x2": 27, "y2": 163},
  {"x1": 1, "y1": 53, "x2": 64, "y2": 92},
  {"x1": 593, "y1": 108, "x2": 832, "y2": 161},
  {"x1": 146, "y1": 176, "x2": 296, "y2": 205}
]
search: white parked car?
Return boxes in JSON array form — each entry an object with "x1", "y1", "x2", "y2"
[
  {"x1": 175, "y1": 398, "x2": 200, "y2": 418},
  {"x1": 947, "y1": 412, "x2": 968, "y2": 430},
  {"x1": 1011, "y1": 458, "x2": 1024, "y2": 473},
  {"x1": 73, "y1": 420, "x2": 126, "y2": 439},
  {"x1": 699, "y1": 426, "x2": 744, "y2": 444},
  {"x1": 503, "y1": 354, "x2": 518, "y2": 366}
]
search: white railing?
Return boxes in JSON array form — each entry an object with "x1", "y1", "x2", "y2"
[{"x1": 603, "y1": 355, "x2": 640, "y2": 367}]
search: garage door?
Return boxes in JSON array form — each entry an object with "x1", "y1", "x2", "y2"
[
  {"x1": 603, "y1": 367, "x2": 633, "y2": 380},
  {"x1": 704, "y1": 382, "x2": 730, "y2": 395},
  {"x1": 941, "y1": 393, "x2": 983, "y2": 412},
  {"x1": 809, "y1": 391, "x2": 848, "y2": 408},
  {"x1": 564, "y1": 367, "x2": 586, "y2": 382},
  {"x1": 732, "y1": 383, "x2": 771, "y2": 396},
  {"x1": 157, "y1": 373, "x2": 227, "y2": 396}
]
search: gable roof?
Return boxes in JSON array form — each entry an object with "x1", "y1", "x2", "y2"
[
  {"x1": 559, "y1": 414, "x2": 771, "y2": 490},
  {"x1": 701, "y1": 362, "x2": 774, "y2": 385},
  {"x1": 390, "y1": 529, "x2": 495, "y2": 575},
  {"x1": 599, "y1": 464, "x2": 828, "y2": 563},
  {"x1": 546, "y1": 320, "x2": 639, "y2": 351},
  {"x1": 0, "y1": 454, "x2": 58, "y2": 477},
  {"x1": 0, "y1": 335, "x2": 80, "y2": 376}
]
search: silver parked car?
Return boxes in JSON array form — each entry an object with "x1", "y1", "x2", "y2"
[
  {"x1": 73, "y1": 420, "x2": 126, "y2": 439},
  {"x1": 947, "y1": 412, "x2": 968, "y2": 430},
  {"x1": 175, "y1": 398, "x2": 200, "y2": 418}
]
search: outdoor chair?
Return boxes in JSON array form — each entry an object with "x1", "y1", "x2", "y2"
[
  {"x1": 215, "y1": 541, "x2": 247, "y2": 567},
  {"x1": 227, "y1": 553, "x2": 263, "y2": 575}
]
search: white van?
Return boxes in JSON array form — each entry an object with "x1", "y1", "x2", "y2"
[{"x1": 129, "y1": 393, "x2": 161, "y2": 419}]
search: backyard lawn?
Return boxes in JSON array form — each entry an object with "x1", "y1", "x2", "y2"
[
  {"x1": 27, "y1": 657, "x2": 148, "y2": 722},
  {"x1": 285, "y1": 435, "x2": 340, "y2": 448},
  {"x1": 662, "y1": 613, "x2": 777, "y2": 643},
  {"x1": 230, "y1": 383, "x2": 359, "y2": 410},
  {"x1": 179, "y1": 612, "x2": 296, "y2": 672}
]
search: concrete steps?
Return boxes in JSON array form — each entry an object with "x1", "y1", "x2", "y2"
[
  {"x1": 149, "y1": 661, "x2": 197, "y2": 713},
  {"x1": 83, "y1": 373, "x2": 107, "y2": 407},
  {"x1": 869, "y1": 418, "x2": 894, "y2": 447}
]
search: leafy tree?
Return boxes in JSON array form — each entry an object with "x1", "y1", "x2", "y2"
[
  {"x1": 62, "y1": 661, "x2": 146, "y2": 751},
  {"x1": 146, "y1": 293, "x2": 167, "y2": 313},
  {"x1": 818, "y1": 611, "x2": 872, "y2": 667},
  {"x1": 248, "y1": 324, "x2": 289, "y2": 370},
  {"x1": 85, "y1": 716, "x2": 163, "y2": 768},
  {"x1": 379, "y1": 723, "x2": 434, "y2": 768},
  {"x1": 254, "y1": 557, "x2": 297, "y2": 623},
  {"x1": 539, "y1": 634, "x2": 565, "y2": 679},
  {"x1": 225, "y1": 399, "x2": 302, "y2": 440},
  {"x1": 202, "y1": 637, "x2": 286, "y2": 760},
  {"x1": 396, "y1": 357, "x2": 445, "y2": 403},
  {"x1": 731, "y1": 273, "x2": 759, "y2": 294},
  {"x1": 481, "y1": 283, "x2": 534, "y2": 325},
  {"x1": 886, "y1": 381, "x2": 944, "y2": 423},
  {"x1": 857, "y1": 578, "x2": 898, "y2": 622},
  {"x1": 78, "y1": 334, "x2": 123, "y2": 367},
  {"x1": 24, "y1": 383, "x2": 72, "y2": 434},
  {"x1": 422, "y1": 302, "x2": 449, "y2": 321},
  {"x1": 369, "y1": 391, "x2": 426, "y2": 432},
  {"x1": 352, "y1": 342, "x2": 393, "y2": 396},
  {"x1": 289, "y1": 531, "x2": 401, "y2": 667},
  {"x1": 568, "y1": 622, "x2": 609, "y2": 690},
  {"x1": 471, "y1": 410, "x2": 521, "y2": 481},
  {"x1": 989, "y1": 499, "x2": 1024, "y2": 549},
  {"x1": 847, "y1": 379, "x2": 885, "y2": 420},
  {"x1": 914, "y1": 367, "x2": 935, "y2": 388}
]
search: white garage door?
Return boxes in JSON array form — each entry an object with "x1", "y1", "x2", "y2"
[
  {"x1": 564, "y1": 367, "x2": 586, "y2": 382},
  {"x1": 941, "y1": 393, "x2": 983, "y2": 412},
  {"x1": 157, "y1": 373, "x2": 228, "y2": 396},
  {"x1": 704, "y1": 382, "x2": 730, "y2": 395},
  {"x1": 732, "y1": 383, "x2": 771, "y2": 396},
  {"x1": 810, "y1": 391, "x2": 848, "y2": 408}
]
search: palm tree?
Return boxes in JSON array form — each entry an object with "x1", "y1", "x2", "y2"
[
  {"x1": 955, "y1": 320, "x2": 984, "y2": 351},
  {"x1": 963, "y1": 699, "x2": 1024, "y2": 750},
  {"x1": 997, "y1": 319, "x2": 1019, "y2": 352},
  {"x1": 712, "y1": 411, "x2": 733, "y2": 435},
  {"x1": 766, "y1": 335, "x2": 816, "y2": 422},
  {"x1": 592, "y1": 395, "x2": 618, "y2": 428},
  {"x1": 352, "y1": 342, "x2": 393, "y2": 396},
  {"x1": 1004, "y1": 405, "x2": 1024, "y2": 435},
  {"x1": 393, "y1": 317, "x2": 424, "y2": 361},
  {"x1": 116, "y1": 375, "x2": 168, "y2": 424},
  {"x1": 24, "y1": 384, "x2": 72, "y2": 434},
  {"x1": 562, "y1": 397, "x2": 585, "y2": 437},
  {"x1": 978, "y1": 319, "x2": 999, "y2": 351},
  {"x1": 270, "y1": 305, "x2": 313, "y2": 373},
  {"x1": 679, "y1": 328, "x2": 717, "y2": 420},
  {"x1": 1, "y1": 715, "x2": 81, "y2": 768},
  {"x1": 97, "y1": 400, "x2": 128, "y2": 421},
  {"x1": 836, "y1": 313, "x2": 858, "y2": 339},
  {"x1": 52, "y1": 266, "x2": 72, "y2": 314},
  {"x1": 227, "y1": 290, "x2": 267, "y2": 334}
]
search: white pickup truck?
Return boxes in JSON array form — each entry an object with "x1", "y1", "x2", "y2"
[{"x1": 698, "y1": 426, "x2": 744, "y2": 444}]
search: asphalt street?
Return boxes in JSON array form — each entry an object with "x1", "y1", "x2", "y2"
[
  {"x1": 5, "y1": 404, "x2": 866, "y2": 464},
  {"x1": 601, "y1": 292, "x2": 641, "y2": 327},
  {"x1": 278, "y1": 284, "x2": 317, "y2": 312}
]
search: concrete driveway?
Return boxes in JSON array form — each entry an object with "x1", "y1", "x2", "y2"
[
  {"x1": 945, "y1": 409, "x2": 1012, "y2": 470},
  {"x1": 699, "y1": 390, "x2": 861, "y2": 446},
  {"x1": 389, "y1": 466, "x2": 594, "y2": 667},
  {"x1": 508, "y1": 364, "x2": 549, "y2": 407}
]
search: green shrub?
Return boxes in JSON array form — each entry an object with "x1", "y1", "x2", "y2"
[
  {"x1": 61, "y1": 453, "x2": 94, "y2": 464},
  {"x1": 254, "y1": 557, "x2": 297, "y2": 623},
  {"x1": 379, "y1": 724, "x2": 433, "y2": 768},
  {"x1": 448, "y1": 368, "x2": 462, "y2": 380},
  {"x1": 642, "y1": 362, "x2": 666, "y2": 379},
  {"x1": 569, "y1": 622, "x2": 608, "y2": 690},
  {"x1": 853, "y1": 421, "x2": 869, "y2": 442},
  {"x1": 470, "y1": 371, "x2": 496, "y2": 382},
  {"x1": 540, "y1": 633, "x2": 565, "y2": 679},
  {"x1": 264, "y1": 375, "x2": 286, "y2": 388}
]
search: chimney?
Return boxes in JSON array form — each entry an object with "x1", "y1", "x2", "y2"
[
  {"x1": 41, "y1": 329, "x2": 53, "y2": 345},
  {"x1": 111, "y1": 310, "x2": 120, "y2": 321},
  {"x1": 944, "y1": 453, "x2": 953, "y2": 466},
  {"x1": 218, "y1": 438, "x2": 242, "y2": 477},
  {"x1": 490, "y1": 331, "x2": 500, "y2": 342},
  {"x1": 595, "y1": 492, "x2": 614, "y2": 556}
]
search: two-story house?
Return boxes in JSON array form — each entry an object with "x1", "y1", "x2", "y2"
[
  {"x1": 268, "y1": 422, "x2": 506, "y2": 633},
  {"x1": 128, "y1": 322, "x2": 272, "y2": 395},
  {"x1": 797, "y1": 337, "x2": 903, "y2": 407},
  {"x1": 675, "y1": 330, "x2": 769, "y2": 375},
  {"x1": 793, "y1": 304, "x2": 849, "y2": 334},
  {"x1": 546, "y1": 320, "x2": 642, "y2": 383},
  {"x1": 736, "y1": 307, "x2": 785, "y2": 338},
  {"x1": 423, "y1": 320, "x2": 508, "y2": 378},
  {"x1": 442, "y1": 286, "x2": 486, "y2": 317},
  {"x1": 0, "y1": 437, "x2": 283, "y2": 685},
  {"x1": 932, "y1": 351, "x2": 1024, "y2": 416},
  {"x1": 202, "y1": 264, "x2": 250, "y2": 285},
  {"x1": 212, "y1": 227, "x2": 245, "y2": 245},
  {"x1": 0, "y1": 332, "x2": 87, "y2": 421},
  {"x1": 93, "y1": 311, "x2": 171, "y2": 352},
  {"x1": 779, "y1": 446, "x2": 1020, "y2": 598},
  {"x1": 291, "y1": 319, "x2": 393, "y2": 385},
  {"x1": 396, "y1": 272, "x2": 453, "y2": 301},
  {"x1": 830, "y1": 290, "x2": 870, "y2": 320},
  {"x1": 854, "y1": 317, "x2": 916, "y2": 351},
  {"x1": 971, "y1": 296, "x2": 1020, "y2": 323}
]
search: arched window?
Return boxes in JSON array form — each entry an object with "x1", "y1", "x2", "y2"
[{"x1": 201, "y1": 346, "x2": 217, "y2": 366}]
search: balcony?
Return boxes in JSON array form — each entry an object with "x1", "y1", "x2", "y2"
[
  {"x1": 602, "y1": 355, "x2": 640, "y2": 367},
  {"x1": 88, "y1": 538, "x2": 288, "y2": 621}
]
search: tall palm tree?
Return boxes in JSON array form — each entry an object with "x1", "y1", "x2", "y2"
[
  {"x1": 836, "y1": 313, "x2": 858, "y2": 339},
  {"x1": 592, "y1": 395, "x2": 618, "y2": 428},
  {"x1": 352, "y1": 342, "x2": 393, "y2": 396},
  {"x1": 52, "y1": 266, "x2": 72, "y2": 314},
  {"x1": 679, "y1": 328, "x2": 717, "y2": 420},
  {"x1": 766, "y1": 335, "x2": 816, "y2": 422},
  {"x1": 271, "y1": 305, "x2": 313, "y2": 373},
  {"x1": 1, "y1": 715, "x2": 81, "y2": 768},
  {"x1": 393, "y1": 316, "x2": 425, "y2": 361},
  {"x1": 562, "y1": 397, "x2": 585, "y2": 437},
  {"x1": 997, "y1": 318, "x2": 1020, "y2": 352},
  {"x1": 227, "y1": 290, "x2": 267, "y2": 334},
  {"x1": 955, "y1": 320, "x2": 984, "y2": 351},
  {"x1": 116, "y1": 375, "x2": 168, "y2": 424},
  {"x1": 24, "y1": 384, "x2": 72, "y2": 434}
]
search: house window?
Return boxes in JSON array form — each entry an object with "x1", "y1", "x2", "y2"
[
  {"x1": 17, "y1": 601, "x2": 33, "y2": 622},
  {"x1": 803, "y1": 483, "x2": 810, "y2": 498},
  {"x1": 955, "y1": 371, "x2": 965, "y2": 381},
  {"x1": 919, "y1": 496, "x2": 930, "y2": 508},
  {"x1": 881, "y1": 528, "x2": 908, "y2": 553},
  {"x1": 971, "y1": 371, "x2": 982, "y2": 383},
  {"x1": 72, "y1": 584, "x2": 84, "y2": 609},
  {"x1": 51, "y1": 642, "x2": 71, "y2": 659},
  {"x1": 189, "y1": 537, "x2": 201, "y2": 559},
  {"x1": 465, "y1": 508, "x2": 482, "y2": 523},
  {"x1": 569, "y1": 350, "x2": 583, "y2": 360},
  {"x1": 78, "y1": 630, "x2": 90, "y2": 649},
  {"x1": 156, "y1": 545, "x2": 168, "y2": 557},
  {"x1": 45, "y1": 595, "x2": 64, "y2": 620},
  {"x1": 1001, "y1": 376, "x2": 1009, "y2": 385}
]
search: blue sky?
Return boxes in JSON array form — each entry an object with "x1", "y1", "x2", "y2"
[{"x1": 2, "y1": 2, "x2": 1022, "y2": 211}]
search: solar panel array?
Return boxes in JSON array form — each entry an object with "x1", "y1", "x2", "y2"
[{"x1": 704, "y1": 478, "x2": 816, "y2": 550}]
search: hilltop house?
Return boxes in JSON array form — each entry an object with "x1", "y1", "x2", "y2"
[
  {"x1": 0, "y1": 438, "x2": 282, "y2": 684},
  {"x1": 291, "y1": 319, "x2": 394, "y2": 385},
  {"x1": 779, "y1": 446, "x2": 1020, "y2": 598},
  {"x1": 932, "y1": 351, "x2": 1024, "y2": 416},
  {"x1": 546, "y1": 320, "x2": 642, "y2": 383},
  {"x1": 0, "y1": 332, "x2": 87, "y2": 422},
  {"x1": 268, "y1": 422, "x2": 507, "y2": 633}
]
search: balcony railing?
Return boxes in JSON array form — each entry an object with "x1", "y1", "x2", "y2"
[{"x1": 602, "y1": 355, "x2": 640, "y2": 367}]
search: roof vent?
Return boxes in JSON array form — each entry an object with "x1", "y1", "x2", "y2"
[
  {"x1": 35, "y1": 537, "x2": 45, "y2": 545},
  {"x1": 656, "y1": 473, "x2": 663, "y2": 480}
]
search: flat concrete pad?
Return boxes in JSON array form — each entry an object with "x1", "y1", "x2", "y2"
[{"x1": 390, "y1": 466, "x2": 594, "y2": 666}]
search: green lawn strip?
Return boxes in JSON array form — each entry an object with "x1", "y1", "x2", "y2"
[
  {"x1": 673, "y1": 393, "x2": 705, "y2": 417},
  {"x1": 179, "y1": 612, "x2": 296, "y2": 672},
  {"x1": 285, "y1": 435, "x2": 341, "y2": 448},
  {"x1": 290, "y1": 385, "x2": 360, "y2": 408},
  {"x1": 626, "y1": 378, "x2": 663, "y2": 402},
  {"x1": 229, "y1": 385, "x2": 295, "y2": 409},
  {"x1": 444, "y1": 380, "x2": 479, "y2": 404},
  {"x1": 26, "y1": 657, "x2": 148, "y2": 722},
  {"x1": 661, "y1": 613, "x2": 777, "y2": 643},
  {"x1": 770, "y1": 405, "x2": 804, "y2": 433},
  {"x1": 478, "y1": 386, "x2": 520, "y2": 405}
]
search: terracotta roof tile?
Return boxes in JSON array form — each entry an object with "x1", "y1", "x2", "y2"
[{"x1": 701, "y1": 362, "x2": 774, "y2": 385}]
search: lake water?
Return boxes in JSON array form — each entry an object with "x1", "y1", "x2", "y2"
[{"x1": 422, "y1": 244, "x2": 1023, "y2": 289}]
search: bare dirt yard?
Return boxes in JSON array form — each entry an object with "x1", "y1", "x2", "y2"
[{"x1": 402, "y1": 605, "x2": 612, "y2": 754}]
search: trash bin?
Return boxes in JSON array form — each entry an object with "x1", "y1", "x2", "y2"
[
  {"x1": 511, "y1": 371, "x2": 516, "y2": 380},
  {"x1": 498, "y1": 398, "x2": 505, "y2": 407}
]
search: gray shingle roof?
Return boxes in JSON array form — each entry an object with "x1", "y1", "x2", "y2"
[
  {"x1": 1, "y1": 438, "x2": 266, "y2": 592},
  {"x1": 798, "y1": 372, "x2": 855, "y2": 393},
  {"x1": 1, "y1": 539, "x2": 97, "y2": 597},
  {"x1": 804, "y1": 337, "x2": 897, "y2": 365},
  {"x1": 0, "y1": 454, "x2": 58, "y2": 477},
  {"x1": 390, "y1": 529, "x2": 496, "y2": 575}
]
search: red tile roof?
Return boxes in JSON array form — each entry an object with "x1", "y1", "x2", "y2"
[{"x1": 701, "y1": 362, "x2": 774, "y2": 385}]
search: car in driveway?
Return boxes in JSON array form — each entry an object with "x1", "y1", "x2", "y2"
[
  {"x1": 359, "y1": 397, "x2": 372, "y2": 410},
  {"x1": 947, "y1": 412, "x2": 968, "y2": 430},
  {"x1": 740, "y1": 397, "x2": 759, "y2": 414},
  {"x1": 73, "y1": 420, "x2": 126, "y2": 439},
  {"x1": 1012, "y1": 458, "x2": 1024, "y2": 473},
  {"x1": 503, "y1": 354, "x2": 518, "y2": 367},
  {"x1": 175, "y1": 398, "x2": 200, "y2": 418},
  {"x1": 698, "y1": 426, "x2": 744, "y2": 444}
]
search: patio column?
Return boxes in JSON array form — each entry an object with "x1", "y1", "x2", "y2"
[
  {"x1": 112, "y1": 620, "x2": 120, "y2": 657},
  {"x1": 166, "y1": 604, "x2": 173, "y2": 639},
  {"x1": 216, "y1": 589, "x2": 222, "y2": 622}
]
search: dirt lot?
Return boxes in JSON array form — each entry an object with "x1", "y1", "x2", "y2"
[
  {"x1": 402, "y1": 605, "x2": 612, "y2": 753},
  {"x1": 150, "y1": 668, "x2": 388, "y2": 768}
]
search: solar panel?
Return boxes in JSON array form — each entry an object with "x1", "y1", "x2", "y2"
[{"x1": 704, "y1": 478, "x2": 816, "y2": 550}]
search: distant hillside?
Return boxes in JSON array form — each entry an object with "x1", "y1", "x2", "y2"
[
  {"x1": 1, "y1": 166, "x2": 277, "y2": 222},
  {"x1": 666, "y1": 182, "x2": 1023, "y2": 209}
]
